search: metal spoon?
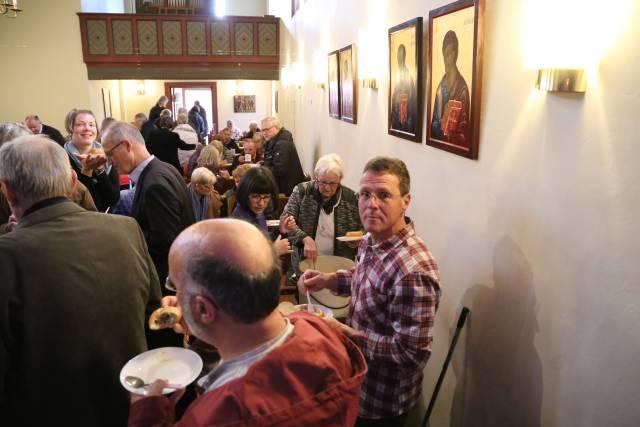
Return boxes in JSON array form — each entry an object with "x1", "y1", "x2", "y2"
[{"x1": 124, "y1": 375, "x2": 181, "y2": 389}]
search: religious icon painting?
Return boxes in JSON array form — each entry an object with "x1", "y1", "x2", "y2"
[
  {"x1": 388, "y1": 17, "x2": 423, "y2": 142},
  {"x1": 427, "y1": 0, "x2": 484, "y2": 159},
  {"x1": 339, "y1": 44, "x2": 357, "y2": 124}
]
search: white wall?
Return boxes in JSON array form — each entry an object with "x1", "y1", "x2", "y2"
[
  {"x1": 271, "y1": 0, "x2": 640, "y2": 426},
  {"x1": 225, "y1": 0, "x2": 268, "y2": 16},
  {"x1": 80, "y1": 0, "x2": 125, "y2": 13}
]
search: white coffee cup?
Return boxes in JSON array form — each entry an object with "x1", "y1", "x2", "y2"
[{"x1": 244, "y1": 154, "x2": 252, "y2": 162}]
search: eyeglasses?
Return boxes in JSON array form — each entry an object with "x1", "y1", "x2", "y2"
[
  {"x1": 249, "y1": 193, "x2": 272, "y2": 202},
  {"x1": 262, "y1": 126, "x2": 276, "y2": 133},
  {"x1": 358, "y1": 190, "x2": 399, "y2": 204},
  {"x1": 317, "y1": 180, "x2": 340, "y2": 188},
  {"x1": 104, "y1": 141, "x2": 125, "y2": 158}
]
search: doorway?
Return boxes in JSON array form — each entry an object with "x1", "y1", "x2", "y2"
[{"x1": 164, "y1": 82, "x2": 219, "y2": 135}]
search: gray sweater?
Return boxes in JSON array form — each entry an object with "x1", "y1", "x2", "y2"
[{"x1": 283, "y1": 181, "x2": 362, "y2": 273}]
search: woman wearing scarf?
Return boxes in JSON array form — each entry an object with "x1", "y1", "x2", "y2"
[
  {"x1": 64, "y1": 109, "x2": 119, "y2": 212},
  {"x1": 188, "y1": 167, "x2": 223, "y2": 221},
  {"x1": 280, "y1": 153, "x2": 362, "y2": 274}
]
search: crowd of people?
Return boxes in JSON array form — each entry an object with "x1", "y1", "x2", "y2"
[{"x1": 0, "y1": 101, "x2": 441, "y2": 427}]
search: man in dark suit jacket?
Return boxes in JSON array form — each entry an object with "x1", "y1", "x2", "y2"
[
  {"x1": 103, "y1": 122, "x2": 194, "y2": 349},
  {"x1": 24, "y1": 114, "x2": 66, "y2": 147},
  {"x1": 261, "y1": 116, "x2": 305, "y2": 196},
  {"x1": 102, "y1": 121, "x2": 195, "y2": 287},
  {"x1": 0, "y1": 135, "x2": 162, "y2": 427}
]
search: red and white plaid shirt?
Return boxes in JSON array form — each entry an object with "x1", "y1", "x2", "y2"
[{"x1": 335, "y1": 219, "x2": 440, "y2": 419}]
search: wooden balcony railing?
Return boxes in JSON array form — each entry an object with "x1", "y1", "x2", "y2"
[{"x1": 78, "y1": 13, "x2": 280, "y2": 80}]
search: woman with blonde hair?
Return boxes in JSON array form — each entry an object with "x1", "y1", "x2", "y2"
[{"x1": 64, "y1": 109, "x2": 119, "y2": 212}]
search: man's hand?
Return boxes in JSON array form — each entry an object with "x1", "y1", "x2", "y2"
[
  {"x1": 302, "y1": 236, "x2": 317, "y2": 261},
  {"x1": 130, "y1": 379, "x2": 185, "y2": 405},
  {"x1": 298, "y1": 270, "x2": 338, "y2": 294},
  {"x1": 161, "y1": 296, "x2": 188, "y2": 334}
]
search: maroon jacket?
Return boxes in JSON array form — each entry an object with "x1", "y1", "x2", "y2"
[{"x1": 128, "y1": 313, "x2": 367, "y2": 427}]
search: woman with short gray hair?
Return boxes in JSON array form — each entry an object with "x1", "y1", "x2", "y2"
[
  {"x1": 281, "y1": 153, "x2": 361, "y2": 274},
  {"x1": 188, "y1": 167, "x2": 223, "y2": 221}
]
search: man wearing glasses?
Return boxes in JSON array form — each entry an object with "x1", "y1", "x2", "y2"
[
  {"x1": 299, "y1": 157, "x2": 441, "y2": 426},
  {"x1": 260, "y1": 116, "x2": 305, "y2": 196},
  {"x1": 102, "y1": 122, "x2": 194, "y2": 347}
]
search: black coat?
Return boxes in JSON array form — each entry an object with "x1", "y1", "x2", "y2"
[
  {"x1": 148, "y1": 129, "x2": 196, "y2": 173},
  {"x1": 141, "y1": 120, "x2": 158, "y2": 151},
  {"x1": 149, "y1": 104, "x2": 163, "y2": 122},
  {"x1": 263, "y1": 128, "x2": 305, "y2": 196},
  {"x1": 41, "y1": 124, "x2": 66, "y2": 147},
  {"x1": 132, "y1": 158, "x2": 194, "y2": 285}
]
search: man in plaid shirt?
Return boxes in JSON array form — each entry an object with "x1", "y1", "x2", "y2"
[{"x1": 300, "y1": 156, "x2": 441, "y2": 426}]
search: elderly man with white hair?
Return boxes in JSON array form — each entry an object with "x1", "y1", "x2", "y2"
[
  {"x1": 261, "y1": 116, "x2": 305, "y2": 196},
  {"x1": 281, "y1": 153, "x2": 362, "y2": 274},
  {"x1": 0, "y1": 135, "x2": 161, "y2": 426}
]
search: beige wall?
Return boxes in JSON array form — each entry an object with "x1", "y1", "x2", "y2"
[
  {"x1": 0, "y1": 0, "x2": 90, "y2": 132},
  {"x1": 272, "y1": 0, "x2": 640, "y2": 426}
]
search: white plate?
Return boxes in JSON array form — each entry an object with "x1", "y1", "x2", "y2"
[
  {"x1": 336, "y1": 235, "x2": 364, "y2": 242},
  {"x1": 266, "y1": 220, "x2": 280, "y2": 227},
  {"x1": 120, "y1": 347, "x2": 203, "y2": 395}
]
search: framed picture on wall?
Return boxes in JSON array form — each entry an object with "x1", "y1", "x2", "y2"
[
  {"x1": 233, "y1": 95, "x2": 256, "y2": 113},
  {"x1": 388, "y1": 17, "x2": 423, "y2": 142},
  {"x1": 426, "y1": 0, "x2": 484, "y2": 159},
  {"x1": 339, "y1": 44, "x2": 357, "y2": 124},
  {"x1": 328, "y1": 50, "x2": 341, "y2": 119}
]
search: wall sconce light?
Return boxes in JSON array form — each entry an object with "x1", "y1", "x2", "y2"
[
  {"x1": 523, "y1": 0, "x2": 633, "y2": 94},
  {"x1": 135, "y1": 80, "x2": 146, "y2": 95},
  {"x1": 357, "y1": 26, "x2": 386, "y2": 90},
  {"x1": 313, "y1": 50, "x2": 326, "y2": 89},
  {"x1": 280, "y1": 66, "x2": 291, "y2": 89},
  {"x1": 536, "y1": 69, "x2": 587, "y2": 92},
  {"x1": 291, "y1": 61, "x2": 305, "y2": 89}
]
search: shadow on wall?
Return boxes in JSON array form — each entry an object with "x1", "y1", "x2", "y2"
[{"x1": 450, "y1": 237, "x2": 543, "y2": 427}]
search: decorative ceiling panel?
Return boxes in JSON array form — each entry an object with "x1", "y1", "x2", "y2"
[
  {"x1": 112, "y1": 20, "x2": 133, "y2": 55},
  {"x1": 211, "y1": 22, "x2": 229, "y2": 55},
  {"x1": 258, "y1": 23, "x2": 277, "y2": 56},
  {"x1": 234, "y1": 23, "x2": 253, "y2": 56},
  {"x1": 162, "y1": 21, "x2": 182, "y2": 55},
  {"x1": 137, "y1": 21, "x2": 158, "y2": 55},
  {"x1": 187, "y1": 21, "x2": 206, "y2": 55},
  {"x1": 87, "y1": 19, "x2": 108, "y2": 55}
]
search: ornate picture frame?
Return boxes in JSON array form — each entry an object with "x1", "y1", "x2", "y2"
[
  {"x1": 426, "y1": 0, "x2": 484, "y2": 159},
  {"x1": 388, "y1": 17, "x2": 423, "y2": 142},
  {"x1": 328, "y1": 50, "x2": 341, "y2": 119},
  {"x1": 339, "y1": 44, "x2": 357, "y2": 124}
]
